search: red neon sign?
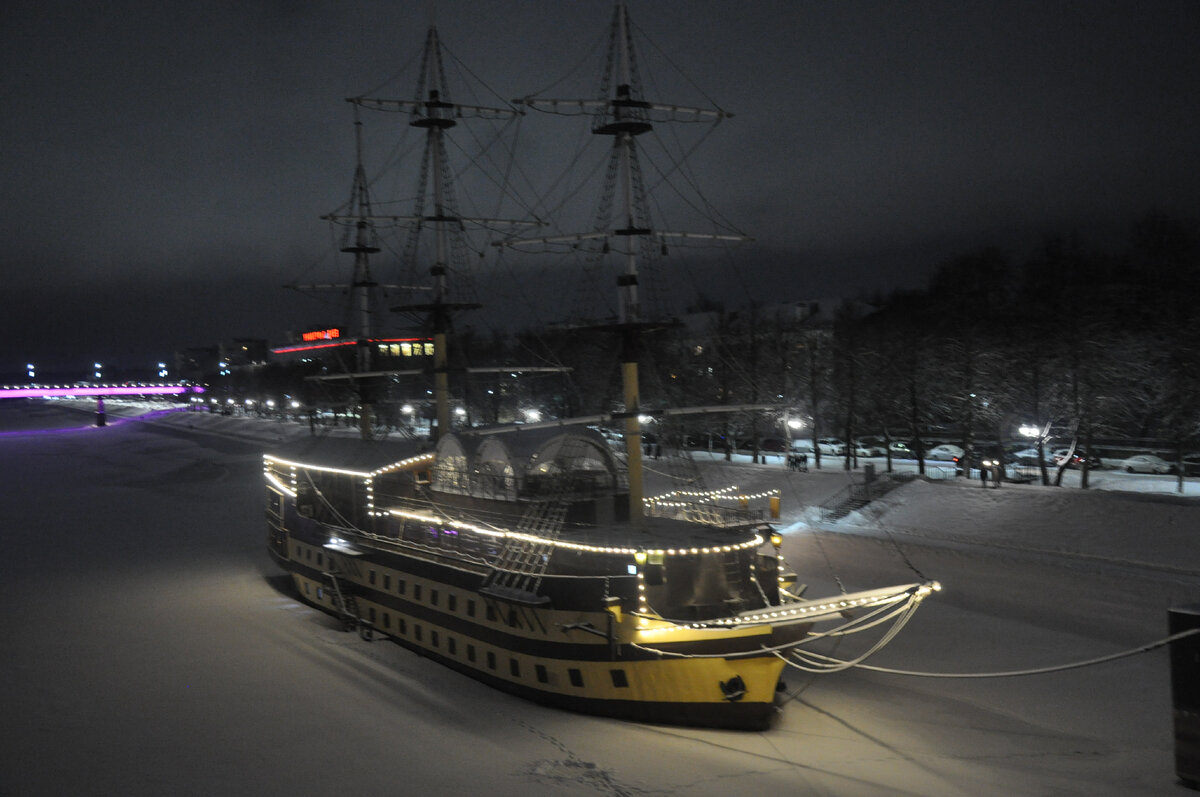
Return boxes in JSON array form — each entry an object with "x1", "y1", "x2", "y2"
[{"x1": 301, "y1": 328, "x2": 341, "y2": 342}]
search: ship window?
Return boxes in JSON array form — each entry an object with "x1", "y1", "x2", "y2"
[
  {"x1": 398, "y1": 618, "x2": 406, "y2": 634},
  {"x1": 467, "y1": 600, "x2": 476, "y2": 618},
  {"x1": 383, "y1": 613, "x2": 390, "y2": 629},
  {"x1": 368, "y1": 607, "x2": 376, "y2": 624},
  {"x1": 487, "y1": 651, "x2": 496, "y2": 670},
  {"x1": 568, "y1": 669, "x2": 584, "y2": 688},
  {"x1": 317, "y1": 553, "x2": 323, "y2": 566},
  {"x1": 486, "y1": 605, "x2": 496, "y2": 622},
  {"x1": 535, "y1": 665, "x2": 548, "y2": 684},
  {"x1": 304, "y1": 582, "x2": 310, "y2": 595},
  {"x1": 414, "y1": 625, "x2": 422, "y2": 642},
  {"x1": 397, "y1": 579, "x2": 406, "y2": 595},
  {"x1": 316, "y1": 587, "x2": 323, "y2": 600},
  {"x1": 448, "y1": 637, "x2": 457, "y2": 655},
  {"x1": 305, "y1": 548, "x2": 311, "y2": 561},
  {"x1": 383, "y1": 574, "x2": 391, "y2": 591},
  {"x1": 431, "y1": 631, "x2": 439, "y2": 648},
  {"x1": 414, "y1": 585, "x2": 422, "y2": 601},
  {"x1": 448, "y1": 594, "x2": 457, "y2": 612},
  {"x1": 430, "y1": 589, "x2": 438, "y2": 606},
  {"x1": 610, "y1": 669, "x2": 629, "y2": 688},
  {"x1": 368, "y1": 569, "x2": 376, "y2": 585},
  {"x1": 509, "y1": 659, "x2": 520, "y2": 678},
  {"x1": 467, "y1": 644, "x2": 476, "y2": 663}
]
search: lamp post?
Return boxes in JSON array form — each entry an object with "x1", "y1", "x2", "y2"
[{"x1": 1019, "y1": 422, "x2": 1050, "y2": 484}]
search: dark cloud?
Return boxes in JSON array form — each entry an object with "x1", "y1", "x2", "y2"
[{"x1": 3, "y1": 1, "x2": 1198, "y2": 373}]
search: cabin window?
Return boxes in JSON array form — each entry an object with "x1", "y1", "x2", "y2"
[
  {"x1": 368, "y1": 607, "x2": 376, "y2": 624},
  {"x1": 398, "y1": 618, "x2": 406, "y2": 634},
  {"x1": 383, "y1": 574, "x2": 391, "y2": 591},
  {"x1": 304, "y1": 582, "x2": 310, "y2": 595},
  {"x1": 383, "y1": 613, "x2": 391, "y2": 629},
  {"x1": 568, "y1": 669, "x2": 584, "y2": 688},
  {"x1": 610, "y1": 669, "x2": 629, "y2": 688},
  {"x1": 414, "y1": 585, "x2": 422, "y2": 601},
  {"x1": 535, "y1": 665, "x2": 548, "y2": 684},
  {"x1": 467, "y1": 600, "x2": 476, "y2": 618},
  {"x1": 430, "y1": 589, "x2": 439, "y2": 606},
  {"x1": 316, "y1": 587, "x2": 323, "y2": 600},
  {"x1": 431, "y1": 631, "x2": 439, "y2": 648},
  {"x1": 397, "y1": 579, "x2": 406, "y2": 595},
  {"x1": 305, "y1": 548, "x2": 311, "y2": 561},
  {"x1": 467, "y1": 644, "x2": 476, "y2": 663},
  {"x1": 486, "y1": 605, "x2": 496, "y2": 622},
  {"x1": 368, "y1": 569, "x2": 376, "y2": 585},
  {"x1": 448, "y1": 637, "x2": 457, "y2": 656},
  {"x1": 317, "y1": 553, "x2": 323, "y2": 566},
  {"x1": 447, "y1": 594, "x2": 457, "y2": 612},
  {"x1": 509, "y1": 659, "x2": 520, "y2": 678},
  {"x1": 487, "y1": 652, "x2": 496, "y2": 670},
  {"x1": 414, "y1": 625, "x2": 422, "y2": 642}
]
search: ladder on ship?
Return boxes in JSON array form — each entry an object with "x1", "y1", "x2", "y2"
[
  {"x1": 479, "y1": 440, "x2": 590, "y2": 608},
  {"x1": 323, "y1": 565, "x2": 360, "y2": 632}
]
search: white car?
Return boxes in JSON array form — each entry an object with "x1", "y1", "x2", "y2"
[
  {"x1": 853, "y1": 439, "x2": 887, "y2": 457},
  {"x1": 817, "y1": 438, "x2": 846, "y2": 455},
  {"x1": 1011, "y1": 447, "x2": 1049, "y2": 465},
  {"x1": 1120, "y1": 454, "x2": 1174, "y2": 474},
  {"x1": 926, "y1": 444, "x2": 964, "y2": 461}
]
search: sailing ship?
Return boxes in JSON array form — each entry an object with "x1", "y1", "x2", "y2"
[{"x1": 264, "y1": 3, "x2": 937, "y2": 730}]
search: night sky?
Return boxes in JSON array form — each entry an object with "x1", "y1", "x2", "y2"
[{"x1": 3, "y1": 1, "x2": 1198, "y2": 375}]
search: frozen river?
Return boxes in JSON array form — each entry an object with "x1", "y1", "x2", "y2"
[{"x1": 1, "y1": 402, "x2": 1196, "y2": 795}]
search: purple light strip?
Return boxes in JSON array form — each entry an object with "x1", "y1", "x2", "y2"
[{"x1": 0, "y1": 385, "x2": 203, "y2": 398}]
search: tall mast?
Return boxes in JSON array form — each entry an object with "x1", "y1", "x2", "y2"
[
  {"x1": 351, "y1": 25, "x2": 537, "y2": 441},
  {"x1": 503, "y1": 2, "x2": 746, "y2": 523}
]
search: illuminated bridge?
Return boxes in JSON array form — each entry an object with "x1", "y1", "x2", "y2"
[{"x1": 0, "y1": 383, "x2": 205, "y2": 426}]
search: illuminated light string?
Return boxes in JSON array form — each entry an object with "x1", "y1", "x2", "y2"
[
  {"x1": 644, "y1": 485, "x2": 780, "y2": 507},
  {"x1": 632, "y1": 582, "x2": 938, "y2": 633},
  {"x1": 263, "y1": 452, "x2": 434, "y2": 479},
  {"x1": 264, "y1": 454, "x2": 763, "y2": 557},
  {"x1": 0, "y1": 384, "x2": 204, "y2": 398},
  {"x1": 383, "y1": 506, "x2": 763, "y2": 557}
]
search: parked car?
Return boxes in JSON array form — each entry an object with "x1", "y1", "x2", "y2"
[
  {"x1": 1120, "y1": 454, "x2": 1175, "y2": 474},
  {"x1": 1052, "y1": 448, "x2": 1103, "y2": 470},
  {"x1": 889, "y1": 440, "x2": 914, "y2": 457},
  {"x1": 853, "y1": 438, "x2": 887, "y2": 457},
  {"x1": 1010, "y1": 447, "x2": 1050, "y2": 466},
  {"x1": 926, "y1": 444, "x2": 964, "y2": 461},
  {"x1": 817, "y1": 437, "x2": 846, "y2": 455}
]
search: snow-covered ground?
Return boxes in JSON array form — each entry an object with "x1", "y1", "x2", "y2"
[{"x1": 2, "y1": 399, "x2": 1198, "y2": 795}]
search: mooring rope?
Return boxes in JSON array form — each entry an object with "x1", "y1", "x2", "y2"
[{"x1": 779, "y1": 627, "x2": 1200, "y2": 678}]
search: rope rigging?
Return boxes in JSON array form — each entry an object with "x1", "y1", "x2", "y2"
[{"x1": 781, "y1": 627, "x2": 1200, "y2": 679}]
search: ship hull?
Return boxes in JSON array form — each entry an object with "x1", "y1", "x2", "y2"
[{"x1": 268, "y1": 532, "x2": 798, "y2": 731}]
